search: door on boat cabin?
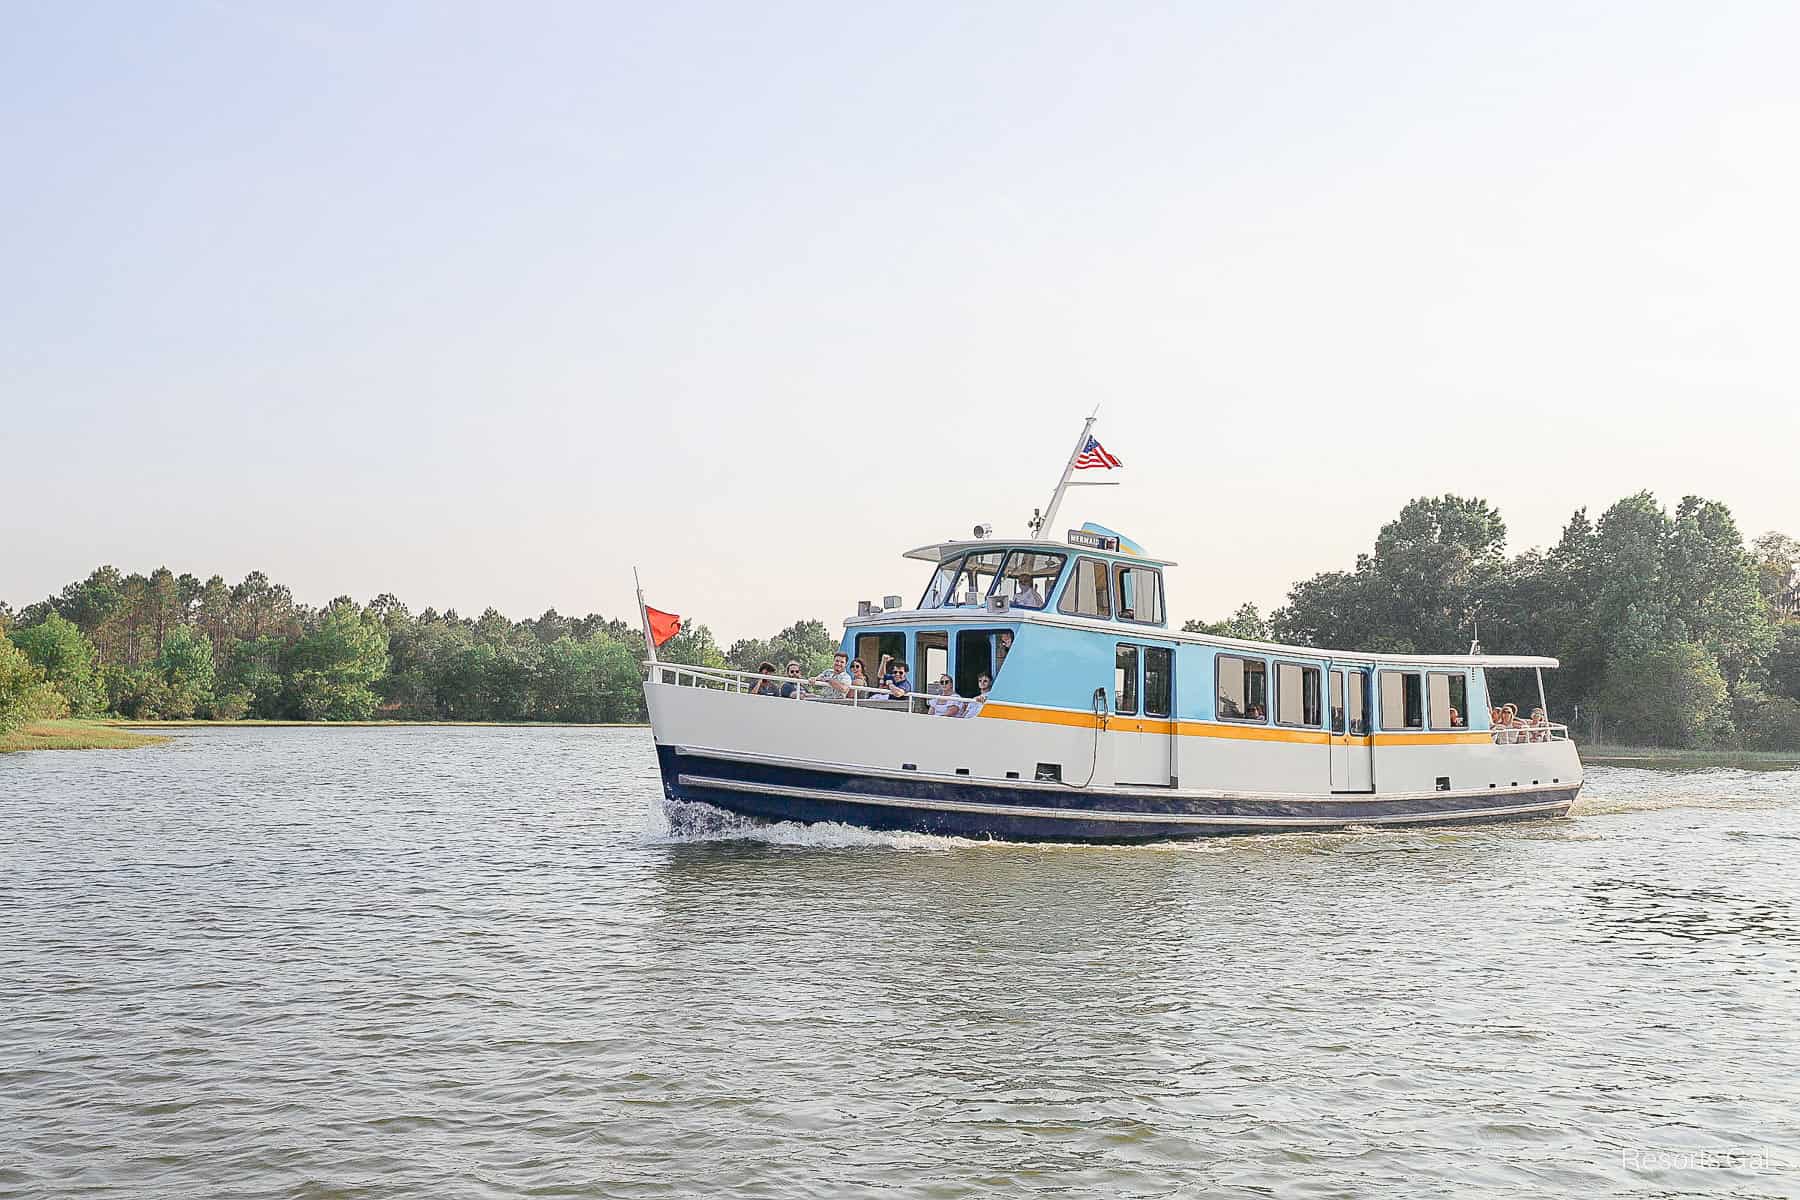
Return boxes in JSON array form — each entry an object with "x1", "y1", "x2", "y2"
[
  {"x1": 1114, "y1": 643, "x2": 1176, "y2": 787},
  {"x1": 1329, "y1": 666, "x2": 1374, "y2": 792}
]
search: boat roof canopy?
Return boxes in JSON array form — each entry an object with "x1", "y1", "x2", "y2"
[{"x1": 903, "y1": 539, "x2": 1179, "y2": 568}]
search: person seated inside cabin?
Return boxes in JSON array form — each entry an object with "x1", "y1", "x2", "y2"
[
  {"x1": 879, "y1": 656, "x2": 911, "y2": 699},
  {"x1": 996, "y1": 631, "x2": 1014, "y2": 671},
  {"x1": 1246, "y1": 702, "x2": 1265, "y2": 720},
  {"x1": 748, "y1": 661, "x2": 783, "y2": 697},
  {"x1": 1012, "y1": 577, "x2": 1045, "y2": 609},
  {"x1": 814, "y1": 652, "x2": 853, "y2": 698},
  {"x1": 849, "y1": 659, "x2": 870, "y2": 693},
  {"x1": 780, "y1": 660, "x2": 805, "y2": 699},
  {"x1": 1449, "y1": 706, "x2": 1463, "y2": 727},
  {"x1": 928, "y1": 674, "x2": 965, "y2": 718}
]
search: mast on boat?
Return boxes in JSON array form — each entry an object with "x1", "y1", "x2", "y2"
[{"x1": 1030, "y1": 409, "x2": 1119, "y2": 539}]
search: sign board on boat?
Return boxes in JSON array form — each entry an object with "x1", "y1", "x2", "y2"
[{"x1": 1067, "y1": 528, "x2": 1120, "y2": 551}]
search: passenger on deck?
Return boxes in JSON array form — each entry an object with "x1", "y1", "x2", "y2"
[
  {"x1": 1013, "y1": 577, "x2": 1044, "y2": 608},
  {"x1": 1528, "y1": 707, "x2": 1550, "y2": 742},
  {"x1": 849, "y1": 659, "x2": 870, "y2": 692},
  {"x1": 748, "y1": 661, "x2": 782, "y2": 696},
  {"x1": 928, "y1": 675, "x2": 965, "y2": 718},
  {"x1": 962, "y1": 673, "x2": 992, "y2": 719},
  {"x1": 879, "y1": 657, "x2": 910, "y2": 699},
  {"x1": 780, "y1": 660, "x2": 805, "y2": 699},
  {"x1": 815, "y1": 652, "x2": 852, "y2": 697}
]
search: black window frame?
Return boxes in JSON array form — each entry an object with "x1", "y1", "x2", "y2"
[
  {"x1": 993, "y1": 550, "x2": 1068, "y2": 611},
  {"x1": 1215, "y1": 653, "x2": 1269, "y2": 724},
  {"x1": 1274, "y1": 660, "x2": 1323, "y2": 729},
  {"x1": 1112, "y1": 564, "x2": 1165, "y2": 626},
  {"x1": 1379, "y1": 669, "x2": 1425, "y2": 731},
  {"x1": 917, "y1": 554, "x2": 966, "y2": 610},
  {"x1": 1144, "y1": 647, "x2": 1173, "y2": 719},
  {"x1": 1428, "y1": 670, "x2": 1469, "y2": 731},
  {"x1": 1057, "y1": 556, "x2": 1113, "y2": 619},
  {"x1": 1115, "y1": 644, "x2": 1140, "y2": 716}
]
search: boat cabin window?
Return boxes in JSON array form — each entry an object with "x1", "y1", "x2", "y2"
[
  {"x1": 1428, "y1": 671, "x2": 1468, "y2": 730},
  {"x1": 994, "y1": 550, "x2": 1066, "y2": 610},
  {"x1": 1379, "y1": 670, "x2": 1425, "y2": 730},
  {"x1": 953, "y1": 552, "x2": 1007, "y2": 607},
  {"x1": 955, "y1": 629, "x2": 1004, "y2": 697},
  {"x1": 1144, "y1": 647, "x2": 1173, "y2": 718},
  {"x1": 1058, "y1": 557, "x2": 1112, "y2": 619},
  {"x1": 916, "y1": 631, "x2": 948, "y2": 691},
  {"x1": 1114, "y1": 565, "x2": 1164, "y2": 624},
  {"x1": 1216, "y1": 654, "x2": 1267, "y2": 722},
  {"x1": 1115, "y1": 645, "x2": 1139, "y2": 715},
  {"x1": 855, "y1": 632, "x2": 906, "y2": 688},
  {"x1": 1275, "y1": 662, "x2": 1322, "y2": 728},
  {"x1": 919, "y1": 555, "x2": 964, "y2": 609},
  {"x1": 1343, "y1": 669, "x2": 1369, "y2": 734}
]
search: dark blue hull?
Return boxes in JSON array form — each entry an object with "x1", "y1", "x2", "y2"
[{"x1": 655, "y1": 746, "x2": 1578, "y2": 843}]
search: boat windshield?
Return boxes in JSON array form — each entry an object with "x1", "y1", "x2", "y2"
[
  {"x1": 993, "y1": 550, "x2": 1066, "y2": 610},
  {"x1": 919, "y1": 555, "x2": 965, "y2": 609}
]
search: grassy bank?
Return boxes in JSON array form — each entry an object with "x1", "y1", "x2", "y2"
[
  {"x1": 104, "y1": 718, "x2": 648, "y2": 729},
  {"x1": 0, "y1": 719, "x2": 171, "y2": 754},
  {"x1": 1583, "y1": 744, "x2": 1800, "y2": 769}
]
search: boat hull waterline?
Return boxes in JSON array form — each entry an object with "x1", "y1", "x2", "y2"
[{"x1": 656, "y1": 745, "x2": 1578, "y2": 843}]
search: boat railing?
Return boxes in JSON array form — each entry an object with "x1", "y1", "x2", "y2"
[
  {"x1": 1489, "y1": 722, "x2": 1570, "y2": 745},
  {"x1": 644, "y1": 661, "x2": 978, "y2": 714}
]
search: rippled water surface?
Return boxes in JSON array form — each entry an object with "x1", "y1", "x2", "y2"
[{"x1": 3, "y1": 728, "x2": 1798, "y2": 1198}]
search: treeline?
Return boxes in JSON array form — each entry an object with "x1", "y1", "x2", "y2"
[
  {"x1": 0, "y1": 566, "x2": 835, "y2": 730},
  {"x1": 1187, "y1": 493, "x2": 1800, "y2": 750}
]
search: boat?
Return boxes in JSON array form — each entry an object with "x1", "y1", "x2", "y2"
[{"x1": 641, "y1": 419, "x2": 1582, "y2": 842}]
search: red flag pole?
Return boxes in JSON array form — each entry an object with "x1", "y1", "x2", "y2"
[{"x1": 634, "y1": 566, "x2": 658, "y2": 664}]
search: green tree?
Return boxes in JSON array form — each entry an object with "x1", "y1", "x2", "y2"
[
  {"x1": 10, "y1": 614, "x2": 106, "y2": 716},
  {"x1": 1, "y1": 633, "x2": 66, "y2": 732},
  {"x1": 1183, "y1": 603, "x2": 1271, "y2": 640},
  {"x1": 283, "y1": 602, "x2": 389, "y2": 720},
  {"x1": 1597, "y1": 641, "x2": 1727, "y2": 747},
  {"x1": 153, "y1": 626, "x2": 217, "y2": 719}
]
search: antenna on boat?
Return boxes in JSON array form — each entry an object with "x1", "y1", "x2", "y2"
[
  {"x1": 1468, "y1": 616, "x2": 1481, "y2": 656},
  {"x1": 1032, "y1": 408, "x2": 1118, "y2": 539},
  {"x1": 634, "y1": 566, "x2": 658, "y2": 664}
]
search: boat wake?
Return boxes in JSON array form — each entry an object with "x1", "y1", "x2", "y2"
[{"x1": 648, "y1": 797, "x2": 997, "y2": 851}]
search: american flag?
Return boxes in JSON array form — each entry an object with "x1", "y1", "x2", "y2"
[{"x1": 1072, "y1": 435, "x2": 1122, "y2": 470}]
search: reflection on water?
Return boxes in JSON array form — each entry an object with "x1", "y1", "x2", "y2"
[{"x1": 1, "y1": 728, "x2": 1796, "y2": 1198}]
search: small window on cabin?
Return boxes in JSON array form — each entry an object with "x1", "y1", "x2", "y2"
[
  {"x1": 1115, "y1": 645, "x2": 1139, "y2": 716},
  {"x1": 1346, "y1": 670, "x2": 1369, "y2": 735},
  {"x1": 1144, "y1": 647, "x2": 1173, "y2": 718},
  {"x1": 1329, "y1": 671, "x2": 1346, "y2": 733},
  {"x1": 1114, "y1": 565, "x2": 1164, "y2": 624},
  {"x1": 1276, "y1": 662, "x2": 1322, "y2": 728},
  {"x1": 1216, "y1": 654, "x2": 1267, "y2": 722},
  {"x1": 1379, "y1": 671, "x2": 1424, "y2": 730},
  {"x1": 954, "y1": 552, "x2": 1007, "y2": 606},
  {"x1": 919, "y1": 556, "x2": 964, "y2": 610},
  {"x1": 1429, "y1": 672, "x2": 1468, "y2": 731},
  {"x1": 916, "y1": 631, "x2": 948, "y2": 695},
  {"x1": 1057, "y1": 558, "x2": 1112, "y2": 619},
  {"x1": 994, "y1": 551, "x2": 1065, "y2": 609}
]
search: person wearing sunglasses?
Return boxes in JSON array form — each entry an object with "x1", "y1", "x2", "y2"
[
  {"x1": 928, "y1": 675, "x2": 965, "y2": 718},
  {"x1": 779, "y1": 660, "x2": 805, "y2": 699},
  {"x1": 880, "y1": 658, "x2": 910, "y2": 699}
]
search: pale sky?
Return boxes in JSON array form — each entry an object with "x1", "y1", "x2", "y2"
[{"x1": 4, "y1": 2, "x2": 1796, "y2": 643}]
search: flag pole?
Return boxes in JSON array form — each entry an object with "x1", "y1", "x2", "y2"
[
  {"x1": 1034, "y1": 413, "x2": 1098, "y2": 539},
  {"x1": 634, "y1": 566, "x2": 658, "y2": 663}
]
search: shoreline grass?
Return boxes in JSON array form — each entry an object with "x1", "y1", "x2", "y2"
[
  {"x1": 1582, "y1": 743, "x2": 1800, "y2": 768},
  {"x1": 0, "y1": 719, "x2": 172, "y2": 754}
]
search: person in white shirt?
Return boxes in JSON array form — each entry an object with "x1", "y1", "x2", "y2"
[
  {"x1": 1012, "y1": 577, "x2": 1044, "y2": 608},
  {"x1": 814, "y1": 652, "x2": 853, "y2": 697},
  {"x1": 927, "y1": 675, "x2": 965, "y2": 718},
  {"x1": 962, "y1": 673, "x2": 992, "y2": 718}
]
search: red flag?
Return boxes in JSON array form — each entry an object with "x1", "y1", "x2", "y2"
[{"x1": 645, "y1": 606, "x2": 682, "y2": 648}]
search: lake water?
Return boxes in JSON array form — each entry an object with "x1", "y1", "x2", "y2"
[{"x1": 2, "y1": 727, "x2": 1797, "y2": 1199}]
